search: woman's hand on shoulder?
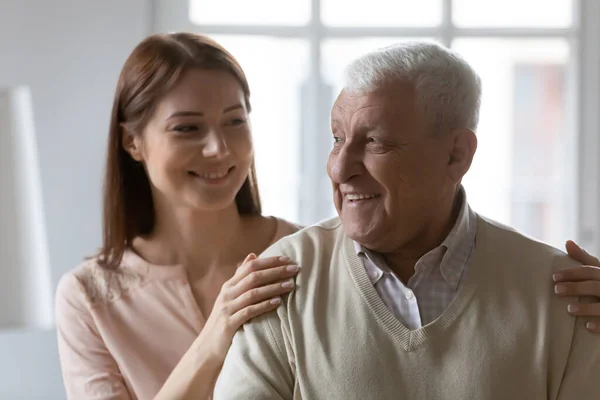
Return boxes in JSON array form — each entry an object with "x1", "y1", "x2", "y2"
[
  {"x1": 200, "y1": 253, "x2": 299, "y2": 361},
  {"x1": 553, "y1": 240, "x2": 600, "y2": 333}
]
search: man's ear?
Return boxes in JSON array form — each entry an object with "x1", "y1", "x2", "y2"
[
  {"x1": 447, "y1": 128, "x2": 477, "y2": 181},
  {"x1": 121, "y1": 125, "x2": 144, "y2": 162}
]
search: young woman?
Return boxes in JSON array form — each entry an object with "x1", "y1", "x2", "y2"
[{"x1": 55, "y1": 33, "x2": 301, "y2": 400}]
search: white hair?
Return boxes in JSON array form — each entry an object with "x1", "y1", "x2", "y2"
[{"x1": 343, "y1": 41, "x2": 482, "y2": 134}]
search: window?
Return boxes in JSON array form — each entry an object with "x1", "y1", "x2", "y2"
[
  {"x1": 154, "y1": 0, "x2": 600, "y2": 251},
  {"x1": 455, "y1": 39, "x2": 573, "y2": 247},
  {"x1": 321, "y1": 0, "x2": 442, "y2": 27},
  {"x1": 189, "y1": 0, "x2": 310, "y2": 25}
]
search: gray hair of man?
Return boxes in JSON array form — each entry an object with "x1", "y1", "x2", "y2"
[{"x1": 343, "y1": 41, "x2": 482, "y2": 135}]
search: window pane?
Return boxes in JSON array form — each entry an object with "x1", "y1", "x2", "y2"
[
  {"x1": 211, "y1": 36, "x2": 309, "y2": 222},
  {"x1": 453, "y1": 0, "x2": 572, "y2": 28},
  {"x1": 453, "y1": 39, "x2": 575, "y2": 247},
  {"x1": 322, "y1": 0, "x2": 442, "y2": 27},
  {"x1": 190, "y1": 0, "x2": 310, "y2": 25}
]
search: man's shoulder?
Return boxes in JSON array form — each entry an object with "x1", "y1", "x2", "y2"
[
  {"x1": 260, "y1": 217, "x2": 344, "y2": 259},
  {"x1": 478, "y1": 214, "x2": 582, "y2": 274},
  {"x1": 291, "y1": 216, "x2": 343, "y2": 237},
  {"x1": 259, "y1": 217, "x2": 346, "y2": 306}
]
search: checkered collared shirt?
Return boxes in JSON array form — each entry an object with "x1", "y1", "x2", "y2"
[{"x1": 355, "y1": 187, "x2": 477, "y2": 330}]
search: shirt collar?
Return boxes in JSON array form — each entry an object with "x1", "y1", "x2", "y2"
[
  {"x1": 437, "y1": 187, "x2": 476, "y2": 289},
  {"x1": 354, "y1": 241, "x2": 386, "y2": 285},
  {"x1": 354, "y1": 186, "x2": 476, "y2": 290}
]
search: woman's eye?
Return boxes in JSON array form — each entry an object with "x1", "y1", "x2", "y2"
[
  {"x1": 333, "y1": 136, "x2": 342, "y2": 144},
  {"x1": 173, "y1": 125, "x2": 197, "y2": 133},
  {"x1": 228, "y1": 118, "x2": 246, "y2": 126}
]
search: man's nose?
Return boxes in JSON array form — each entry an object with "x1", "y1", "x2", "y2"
[{"x1": 329, "y1": 144, "x2": 362, "y2": 183}]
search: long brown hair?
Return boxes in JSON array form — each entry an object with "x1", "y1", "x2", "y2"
[{"x1": 98, "y1": 33, "x2": 261, "y2": 270}]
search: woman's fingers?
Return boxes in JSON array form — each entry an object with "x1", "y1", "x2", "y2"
[
  {"x1": 228, "y1": 297, "x2": 283, "y2": 328},
  {"x1": 555, "y1": 241, "x2": 600, "y2": 283},
  {"x1": 229, "y1": 261, "x2": 298, "y2": 296},
  {"x1": 565, "y1": 240, "x2": 600, "y2": 267},
  {"x1": 240, "y1": 253, "x2": 256, "y2": 267},
  {"x1": 554, "y1": 241, "x2": 600, "y2": 334},
  {"x1": 554, "y1": 280, "x2": 600, "y2": 297},
  {"x1": 229, "y1": 279, "x2": 294, "y2": 315},
  {"x1": 553, "y1": 266, "x2": 600, "y2": 284},
  {"x1": 230, "y1": 264, "x2": 299, "y2": 299},
  {"x1": 228, "y1": 254, "x2": 294, "y2": 286},
  {"x1": 565, "y1": 304, "x2": 600, "y2": 333},
  {"x1": 585, "y1": 321, "x2": 600, "y2": 333},
  {"x1": 567, "y1": 302, "x2": 600, "y2": 317},
  {"x1": 213, "y1": 253, "x2": 299, "y2": 332}
]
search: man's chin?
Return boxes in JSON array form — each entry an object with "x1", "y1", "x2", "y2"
[{"x1": 341, "y1": 217, "x2": 380, "y2": 247}]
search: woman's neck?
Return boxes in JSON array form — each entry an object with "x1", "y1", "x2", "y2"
[{"x1": 138, "y1": 200, "x2": 244, "y2": 269}]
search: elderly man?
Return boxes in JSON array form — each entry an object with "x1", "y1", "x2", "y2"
[{"x1": 213, "y1": 42, "x2": 600, "y2": 399}]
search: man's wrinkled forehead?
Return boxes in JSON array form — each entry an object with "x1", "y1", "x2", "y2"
[
  {"x1": 331, "y1": 89, "x2": 384, "y2": 123},
  {"x1": 331, "y1": 82, "x2": 422, "y2": 136}
]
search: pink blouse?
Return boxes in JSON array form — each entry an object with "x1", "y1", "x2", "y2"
[{"x1": 55, "y1": 218, "x2": 299, "y2": 400}]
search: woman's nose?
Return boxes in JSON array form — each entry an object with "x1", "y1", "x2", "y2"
[{"x1": 202, "y1": 129, "x2": 230, "y2": 158}]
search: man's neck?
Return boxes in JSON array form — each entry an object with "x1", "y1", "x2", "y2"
[{"x1": 383, "y1": 191, "x2": 463, "y2": 283}]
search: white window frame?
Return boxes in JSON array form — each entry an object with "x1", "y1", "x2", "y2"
[{"x1": 152, "y1": 0, "x2": 600, "y2": 254}]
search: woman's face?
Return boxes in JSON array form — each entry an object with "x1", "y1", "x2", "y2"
[{"x1": 123, "y1": 68, "x2": 253, "y2": 212}]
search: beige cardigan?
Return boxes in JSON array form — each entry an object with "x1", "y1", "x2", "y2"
[{"x1": 214, "y1": 216, "x2": 600, "y2": 399}]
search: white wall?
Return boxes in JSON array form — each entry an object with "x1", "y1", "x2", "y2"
[{"x1": 0, "y1": 1, "x2": 150, "y2": 398}]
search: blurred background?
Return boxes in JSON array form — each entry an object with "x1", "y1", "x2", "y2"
[{"x1": 1, "y1": 0, "x2": 600, "y2": 398}]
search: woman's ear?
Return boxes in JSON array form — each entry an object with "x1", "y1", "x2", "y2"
[{"x1": 121, "y1": 125, "x2": 144, "y2": 162}]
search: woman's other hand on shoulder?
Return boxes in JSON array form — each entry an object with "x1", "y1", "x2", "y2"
[{"x1": 554, "y1": 240, "x2": 600, "y2": 333}]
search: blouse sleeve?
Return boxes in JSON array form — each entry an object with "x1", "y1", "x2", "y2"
[{"x1": 55, "y1": 273, "x2": 132, "y2": 400}]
